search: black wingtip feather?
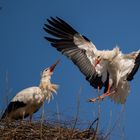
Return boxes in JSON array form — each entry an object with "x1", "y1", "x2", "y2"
[
  {"x1": 45, "y1": 17, "x2": 79, "y2": 39},
  {"x1": 51, "y1": 43, "x2": 58, "y2": 48},
  {"x1": 44, "y1": 36, "x2": 50, "y2": 41},
  {"x1": 136, "y1": 52, "x2": 140, "y2": 62},
  {"x1": 44, "y1": 17, "x2": 105, "y2": 90},
  {"x1": 127, "y1": 52, "x2": 140, "y2": 81},
  {"x1": 56, "y1": 17, "x2": 78, "y2": 34}
]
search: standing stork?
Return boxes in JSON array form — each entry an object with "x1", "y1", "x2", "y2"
[
  {"x1": 43, "y1": 17, "x2": 140, "y2": 104},
  {"x1": 1, "y1": 60, "x2": 59, "y2": 121}
]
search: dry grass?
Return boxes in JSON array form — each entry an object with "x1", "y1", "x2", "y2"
[{"x1": 0, "y1": 119, "x2": 104, "y2": 140}]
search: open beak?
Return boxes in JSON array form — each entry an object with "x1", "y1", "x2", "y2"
[{"x1": 49, "y1": 59, "x2": 60, "y2": 72}]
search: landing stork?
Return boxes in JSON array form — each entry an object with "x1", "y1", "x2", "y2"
[
  {"x1": 44, "y1": 17, "x2": 140, "y2": 104},
  {"x1": 1, "y1": 60, "x2": 59, "y2": 120}
]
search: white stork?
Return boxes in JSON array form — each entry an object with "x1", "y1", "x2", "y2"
[
  {"x1": 1, "y1": 60, "x2": 59, "y2": 121},
  {"x1": 43, "y1": 17, "x2": 140, "y2": 104}
]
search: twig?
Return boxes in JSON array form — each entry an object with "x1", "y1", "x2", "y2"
[
  {"x1": 5, "y1": 71, "x2": 9, "y2": 106},
  {"x1": 40, "y1": 102, "x2": 45, "y2": 140},
  {"x1": 85, "y1": 117, "x2": 99, "y2": 139},
  {"x1": 106, "y1": 110, "x2": 112, "y2": 136},
  {"x1": 69, "y1": 87, "x2": 82, "y2": 139},
  {"x1": 88, "y1": 117, "x2": 99, "y2": 131},
  {"x1": 72, "y1": 87, "x2": 81, "y2": 130},
  {"x1": 92, "y1": 87, "x2": 101, "y2": 140},
  {"x1": 56, "y1": 101, "x2": 61, "y2": 136},
  {"x1": 103, "y1": 105, "x2": 126, "y2": 140},
  {"x1": 56, "y1": 102, "x2": 61, "y2": 124}
]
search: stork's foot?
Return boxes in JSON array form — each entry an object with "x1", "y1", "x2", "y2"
[
  {"x1": 88, "y1": 91, "x2": 115, "y2": 103},
  {"x1": 88, "y1": 95, "x2": 104, "y2": 103}
]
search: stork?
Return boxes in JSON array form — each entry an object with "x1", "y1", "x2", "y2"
[
  {"x1": 1, "y1": 60, "x2": 59, "y2": 121},
  {"x1": 90, "y1": 50, "x2": 140, "y2": 103},
  {"x1": 43, "y1": 17, "x2": 140, "y2": 104}
]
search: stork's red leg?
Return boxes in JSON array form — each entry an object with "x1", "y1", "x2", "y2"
[{"x1": 88, "y1": 84, "x2": 114, "y2": 103}]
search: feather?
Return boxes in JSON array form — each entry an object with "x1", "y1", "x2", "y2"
[
  {"x1": 44, "y1": 17, "x2": 140, "y2": 104},
  {"x1": 44, "y1": 17, "x2": 108, "y2": 90}
]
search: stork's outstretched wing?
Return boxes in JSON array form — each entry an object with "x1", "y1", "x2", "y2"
[{"x1": 44, "y1": 17, "x2": 108, "y2": 89}]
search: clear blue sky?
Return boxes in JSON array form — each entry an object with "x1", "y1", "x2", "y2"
[{"x1": 0, "y1": 0, "x2": 140, "y2": 139}]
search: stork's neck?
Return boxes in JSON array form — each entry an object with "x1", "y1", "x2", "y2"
[
  {"x1": 39, "y1": 76, "x2": 52, "y2": 102},
  {"x1": 39, "y1": 76, "x2": 51, "y2": 91},
  {"x1": 39, "y1": 76, "x2": 58, "y2": 102}
]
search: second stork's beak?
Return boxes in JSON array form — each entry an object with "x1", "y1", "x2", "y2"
[{"x1": 49, "y1": 59, "x2": 60, "y2": 72}]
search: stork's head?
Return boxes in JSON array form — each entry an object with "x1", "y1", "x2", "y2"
[
  {"x1": 94, "y1": 48, "x2": 120, "y2": 67},
  {"x1": 42, "y1": 59, "x2": 60, "y2": 78},
  {"x1": 40, "y1": 60, "x2": 60, "y2": 102},
  {"x1": 95, "y1": 55, "x2": 102, "y2": 67}
]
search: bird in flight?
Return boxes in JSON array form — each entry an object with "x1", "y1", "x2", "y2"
[
  {"x1": 44, "y1": 17, "x2": 140, "y2": 104},
  {"x1": 1, "y1": 60, "x2": 59, "y2": 121}
]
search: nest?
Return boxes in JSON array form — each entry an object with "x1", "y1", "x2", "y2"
[{"x1": 0, "y1": 119, "x2": 104, "y2": 140}]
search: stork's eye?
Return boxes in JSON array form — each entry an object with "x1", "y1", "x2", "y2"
[
  {"x1": 45, "y1": 68, "x2": 48, "y2": 71},
  {"x1": 97, "y1": 56, "x2": 100, "y2": 58}
]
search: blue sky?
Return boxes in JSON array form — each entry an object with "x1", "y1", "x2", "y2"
[{"x1": 0, "y1": 0, "x2": 140, "y2": 139}]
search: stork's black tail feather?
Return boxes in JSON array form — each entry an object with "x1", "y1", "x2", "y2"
[{"x1": 1, "y1": 101, "x2": 26, "y2": 120}]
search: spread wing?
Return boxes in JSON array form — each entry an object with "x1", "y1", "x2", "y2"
[{"x1": 44, "y1": 17, "x2": 108, "y2": 89}]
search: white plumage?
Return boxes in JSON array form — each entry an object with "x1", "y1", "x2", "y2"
[
  {"x1": 107, "y1": 50, "x2": 139, "y2": 103},
  {"x1": 1, "y1": 60, "x2": 59, "y2": 120},
  {"x1": 44, "y1": 17, "x2": 140, "y2": 104},
  {"x1": 90, "y1": 49, "x2": 140, "y2": 103}
]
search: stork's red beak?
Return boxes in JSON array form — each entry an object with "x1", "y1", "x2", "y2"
[
  {"x1": 49, "y1": 59, "x2": 60, "y2": 72},
  {"x1": 95, "y1": 58, "x2": 101, "y2": 67}
]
